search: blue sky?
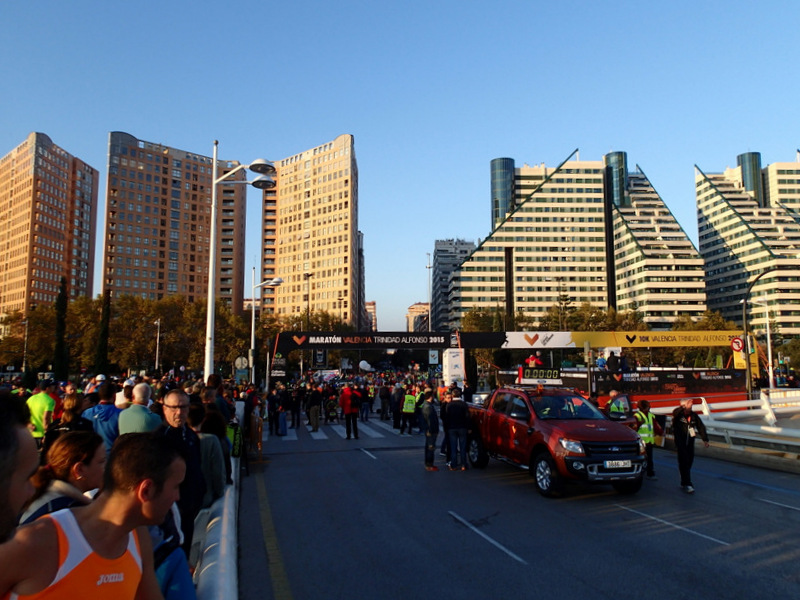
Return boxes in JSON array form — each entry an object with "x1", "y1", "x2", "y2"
[{"x1": 2, "y1": 1, "x2": 799, "y2": 330}]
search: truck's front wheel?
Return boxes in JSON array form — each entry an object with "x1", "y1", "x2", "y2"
[
  {"x1": 532, "y1": 453, "x2": 562, "y2": 497},
  {"x1": 467, "y1": 436, "x2": 489, "y2": 468}
]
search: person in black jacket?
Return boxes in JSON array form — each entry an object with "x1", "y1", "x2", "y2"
[
  {"x1": 446, "y1": 387, "x2": 470, "y2": 471},
  {"x1": 420, "y1": 390, "x2": 439, "y2": 471},
  {"x1": 158, "y1": 389, "x2": 206, "y2": 556},
  {"x1": 671, "y1": 398, "x2": 709, "y2": 494}
]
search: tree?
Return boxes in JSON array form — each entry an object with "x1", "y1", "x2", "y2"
[
  {"x1": 655, "y1": 310, "x2": 736, "y2": 367},
  {"x1": 66, "y1": 296, "x2": 102, "y2": 373},
  {"x1": 94, "y1": 291, "x2": 111, "y2": 375},
  {"x1": 53, "y1": 277, "x2": 69, "y2": 380},
  {"x1": 0, "y1": 311, "x2": 24, "y2": 368}
]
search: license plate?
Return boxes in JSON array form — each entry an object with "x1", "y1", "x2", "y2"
[{"x1": 604, "y1": 460, "x2": 631, "y2": 469}]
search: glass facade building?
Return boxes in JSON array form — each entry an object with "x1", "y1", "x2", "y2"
[{"x1": 491, "y1": 158, "x2": 516, "y2": 230}]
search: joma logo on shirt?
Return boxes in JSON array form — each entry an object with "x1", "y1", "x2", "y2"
[{"x1": 97, "y1": 573, "x2": 124, "y2": 585}]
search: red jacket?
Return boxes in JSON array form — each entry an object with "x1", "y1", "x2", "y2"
[{"x1": 339, "y1": 387, "x2": 358, "y2": 415}]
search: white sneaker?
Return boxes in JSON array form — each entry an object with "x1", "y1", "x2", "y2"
[{"x1": 684, "y1": 485, "x2": 695, "y2": 494}]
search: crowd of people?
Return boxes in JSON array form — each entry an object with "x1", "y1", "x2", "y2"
[
  {"x1": 0, "y1": 371, "x2": 259, "y2": 600},
  {"x1": 0, "y1": 365, "x2": 716, "y2": 598}
]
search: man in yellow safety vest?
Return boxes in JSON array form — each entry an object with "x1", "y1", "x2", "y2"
[{"x1": 634, "y1": 400, "x2": 661, "y2": 480}]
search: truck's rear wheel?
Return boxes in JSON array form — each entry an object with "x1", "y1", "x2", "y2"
[
  {"x1": 467, "y1": 437, "x2": 489, "y2": 468},
  {"x1": 612, "y1": 478, "x2": 643, "y2": 495},
  {"x1": 532, "y1": 453, "x2": 562, "y2": 497}
]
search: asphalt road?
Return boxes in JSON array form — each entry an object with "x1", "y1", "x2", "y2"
[{"x1": 239, "y1": 417, "x2": 800, "y2": 600}]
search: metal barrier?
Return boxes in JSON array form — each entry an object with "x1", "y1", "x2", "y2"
[
  {"x1": 651, "y1": 392, "x2": 800, "y2": 455},
  {"x1": 193, "y1": 401, "x2": 244, "y2": 600}
]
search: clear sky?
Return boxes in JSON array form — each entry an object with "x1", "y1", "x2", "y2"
[{"x1": 2, "y1": 1, "x2": 799, "y2": 330}]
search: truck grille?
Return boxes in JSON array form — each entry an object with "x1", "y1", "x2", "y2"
[{"x1": 582, "y1": 441, "x2": 640, "y2": 457}]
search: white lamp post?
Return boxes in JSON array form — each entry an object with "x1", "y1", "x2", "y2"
[
  {"x1": 250, "y1": 266, "x2": 283, "y2": 384},
  {"x1": 752, "y1": 295, "x2": 775, "y2": 388},
  {"x1": 204, "y1": 141, "x2": 275, "y2": 380},
  {"x1": 154, "y1": 318, "x2": 161, "y2": 373}
]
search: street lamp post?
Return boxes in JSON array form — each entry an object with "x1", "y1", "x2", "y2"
[
  {"x1": 742, "y1": 267, "x2": 783, "y2": 398},
  {"x1": 303, "y1": 273, "x2": 313, "y2": 377},
  {"x1": 426, "y1": 253, "x2": 432, "y2": 332},
  {"x1": 752, "y1": 296, "x2": 774, "y2": 389},
  {"x1": 250, "y1": 267, "x2": 283, "y2": 384},
  {"x1": 154, "y1": 318, "x2": 161, "y2": 373},
  {"x1": 204, "y1": 141, "x2": 275, "y2": 380},
  {"x1": 22, "y1": 317, "x2": 29, "y2": 373}
]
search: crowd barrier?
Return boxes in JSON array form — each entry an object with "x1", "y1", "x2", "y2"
[{"x1": 192, "y1": 401, "x2": 244, "y2": 600}]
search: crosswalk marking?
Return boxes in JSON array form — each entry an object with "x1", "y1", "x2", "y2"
[
  {"x1": 308, "y1": 427, "x2": 329, "y2": 440},
  {"x1": 262, "y1": 420, "x2": 398, "y2": 441}
]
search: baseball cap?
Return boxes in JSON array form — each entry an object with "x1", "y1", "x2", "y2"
[
  {"x1": 96, "y1": 374, "x2": 107, "y2": 381},
  {"x1": 124, "y1": 378, "x2": 136, "y2": 387}
]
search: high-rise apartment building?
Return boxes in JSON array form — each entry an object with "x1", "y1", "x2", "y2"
[
  {"x1": 406, "y1": 302, "x2": 429, "y2": 332},
  {"x1": 365, "y1": 300, "x2": 377, "y2": 331},
  {"x1": 0, "y1": 132, "x2": 98, "y2": 320},
  {"x1": 448, "y1": 151, "x2": 706, "y2": 330},
  {"x1": 431, "y1": 239, "x2": 475, "y2": 331},
  {"x1": 262, "y1": 134, "x2": 366, "y2": 327},
  {"x1": 696, "y1": 152, "x2": 800, "y2": 336},
  {"x1": 103, "y1": 132, "x2": 247, "y2": 312}
]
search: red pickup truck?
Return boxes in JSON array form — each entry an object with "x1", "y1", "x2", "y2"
[{"x1": 467, "y1": 386, "x2": 646, "y2": 496}]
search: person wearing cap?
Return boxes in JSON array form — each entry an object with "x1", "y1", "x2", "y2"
[
  {"x1": 27, "y1": 379, "x2": 58, "y2": 447},
  {"x1": 115, "y1": 377, "x2": 137, "y2": 409},
  {"x1": 83, "y1": 374, "x2": 106, "y2": 394}
]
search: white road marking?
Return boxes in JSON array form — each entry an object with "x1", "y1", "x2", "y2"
[
  {"x1": 758, "y1": 498, "x2": 800, "y2": 512},
  {"x1": 448, "y1": 511, "x2": 528, "y2": 564},
  {"x1": 360, "y1": 448, "x2": 378, "y2": 460},
  {"x1": 353, "y1": 424, "x2": 385, "y2": 438},
  {"x1": 614, "y1": 504, "x2": 730, "y2": 546},
  {"x1": 331, "y1": 424, "x2": 349, "y2": 438}
]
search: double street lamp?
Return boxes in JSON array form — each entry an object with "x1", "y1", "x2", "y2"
[
  {"x1": 204, "y1": 141, "x2": 276, "y2": 380},
  {"x1": 250, "y1": 267, "x2": 283, "y2": 384},
  {"x1": 741, "y1": 266, "x2": 784, "y2": 397}
]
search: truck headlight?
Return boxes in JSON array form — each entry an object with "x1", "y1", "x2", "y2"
[
  {"x1": 559, "y1": 438, "x2": 585, "y2": 455},
  {"x1": 638, "y1": 438, "x2": 646, "y2": 455}
]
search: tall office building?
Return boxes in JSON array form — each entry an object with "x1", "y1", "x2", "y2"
[
  {"x1": 365, "y1": 300, "x2": 377, "y2": 331},
  {"x1": 406, "y1": 302, "x2": 429, "y2": 332},
  {"x1": 262, "y1": 134, "x2": 366, "y2": 327},
  {"x1": 431, "y1": 239, "x2": 475, "y2": 331},
  {"x1": 0, "y1": 132, "x2": 98, "y2": 321},
  {"x1": 448, "y1": 151, "x2": 706, "y2": 330},
  {"x1": 696, "y1": 152, "x2": 800, "y2": 336},
  {"x1": 103, "y1": 132, "x2": 247, "y2": 313}
]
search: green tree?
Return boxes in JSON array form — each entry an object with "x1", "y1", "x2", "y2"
[
  {"x1": 94, "y1": 291, "x2": 111, "y2": 375},
  {"x1": 0, "y1": 311, "x2": 24, "y2": 368},
  {"x1": 567, "y1": 302, "x2": 608, "y2": 331},
  {"x1": 655, "y1": 310, "x2": 736, "y2": 367},
  {"x1": 53, "y1": 277, "x2": 69, "y2": 380},
  {"x1": 66, "y1": 296, "x2": 102, "y2": 373}
]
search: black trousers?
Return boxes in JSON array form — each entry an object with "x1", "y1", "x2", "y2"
[
  {"x1": 345, "y1": 413, "x2": 359, "y2": 439},
  {"x1": 644, "y1": 442, "x2": 655, "y2": 476},
  {"x1": 676, "y1": 438, "x2": 695, "y2": 486}
]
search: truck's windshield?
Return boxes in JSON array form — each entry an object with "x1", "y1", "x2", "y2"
[{"x1": 532, "y1": 395, "x2": 605, "y2": 420}]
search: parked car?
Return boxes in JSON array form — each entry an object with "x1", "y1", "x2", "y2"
[{"x1": 467, "y1": 385, "x2": 646, "y2": 496}]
